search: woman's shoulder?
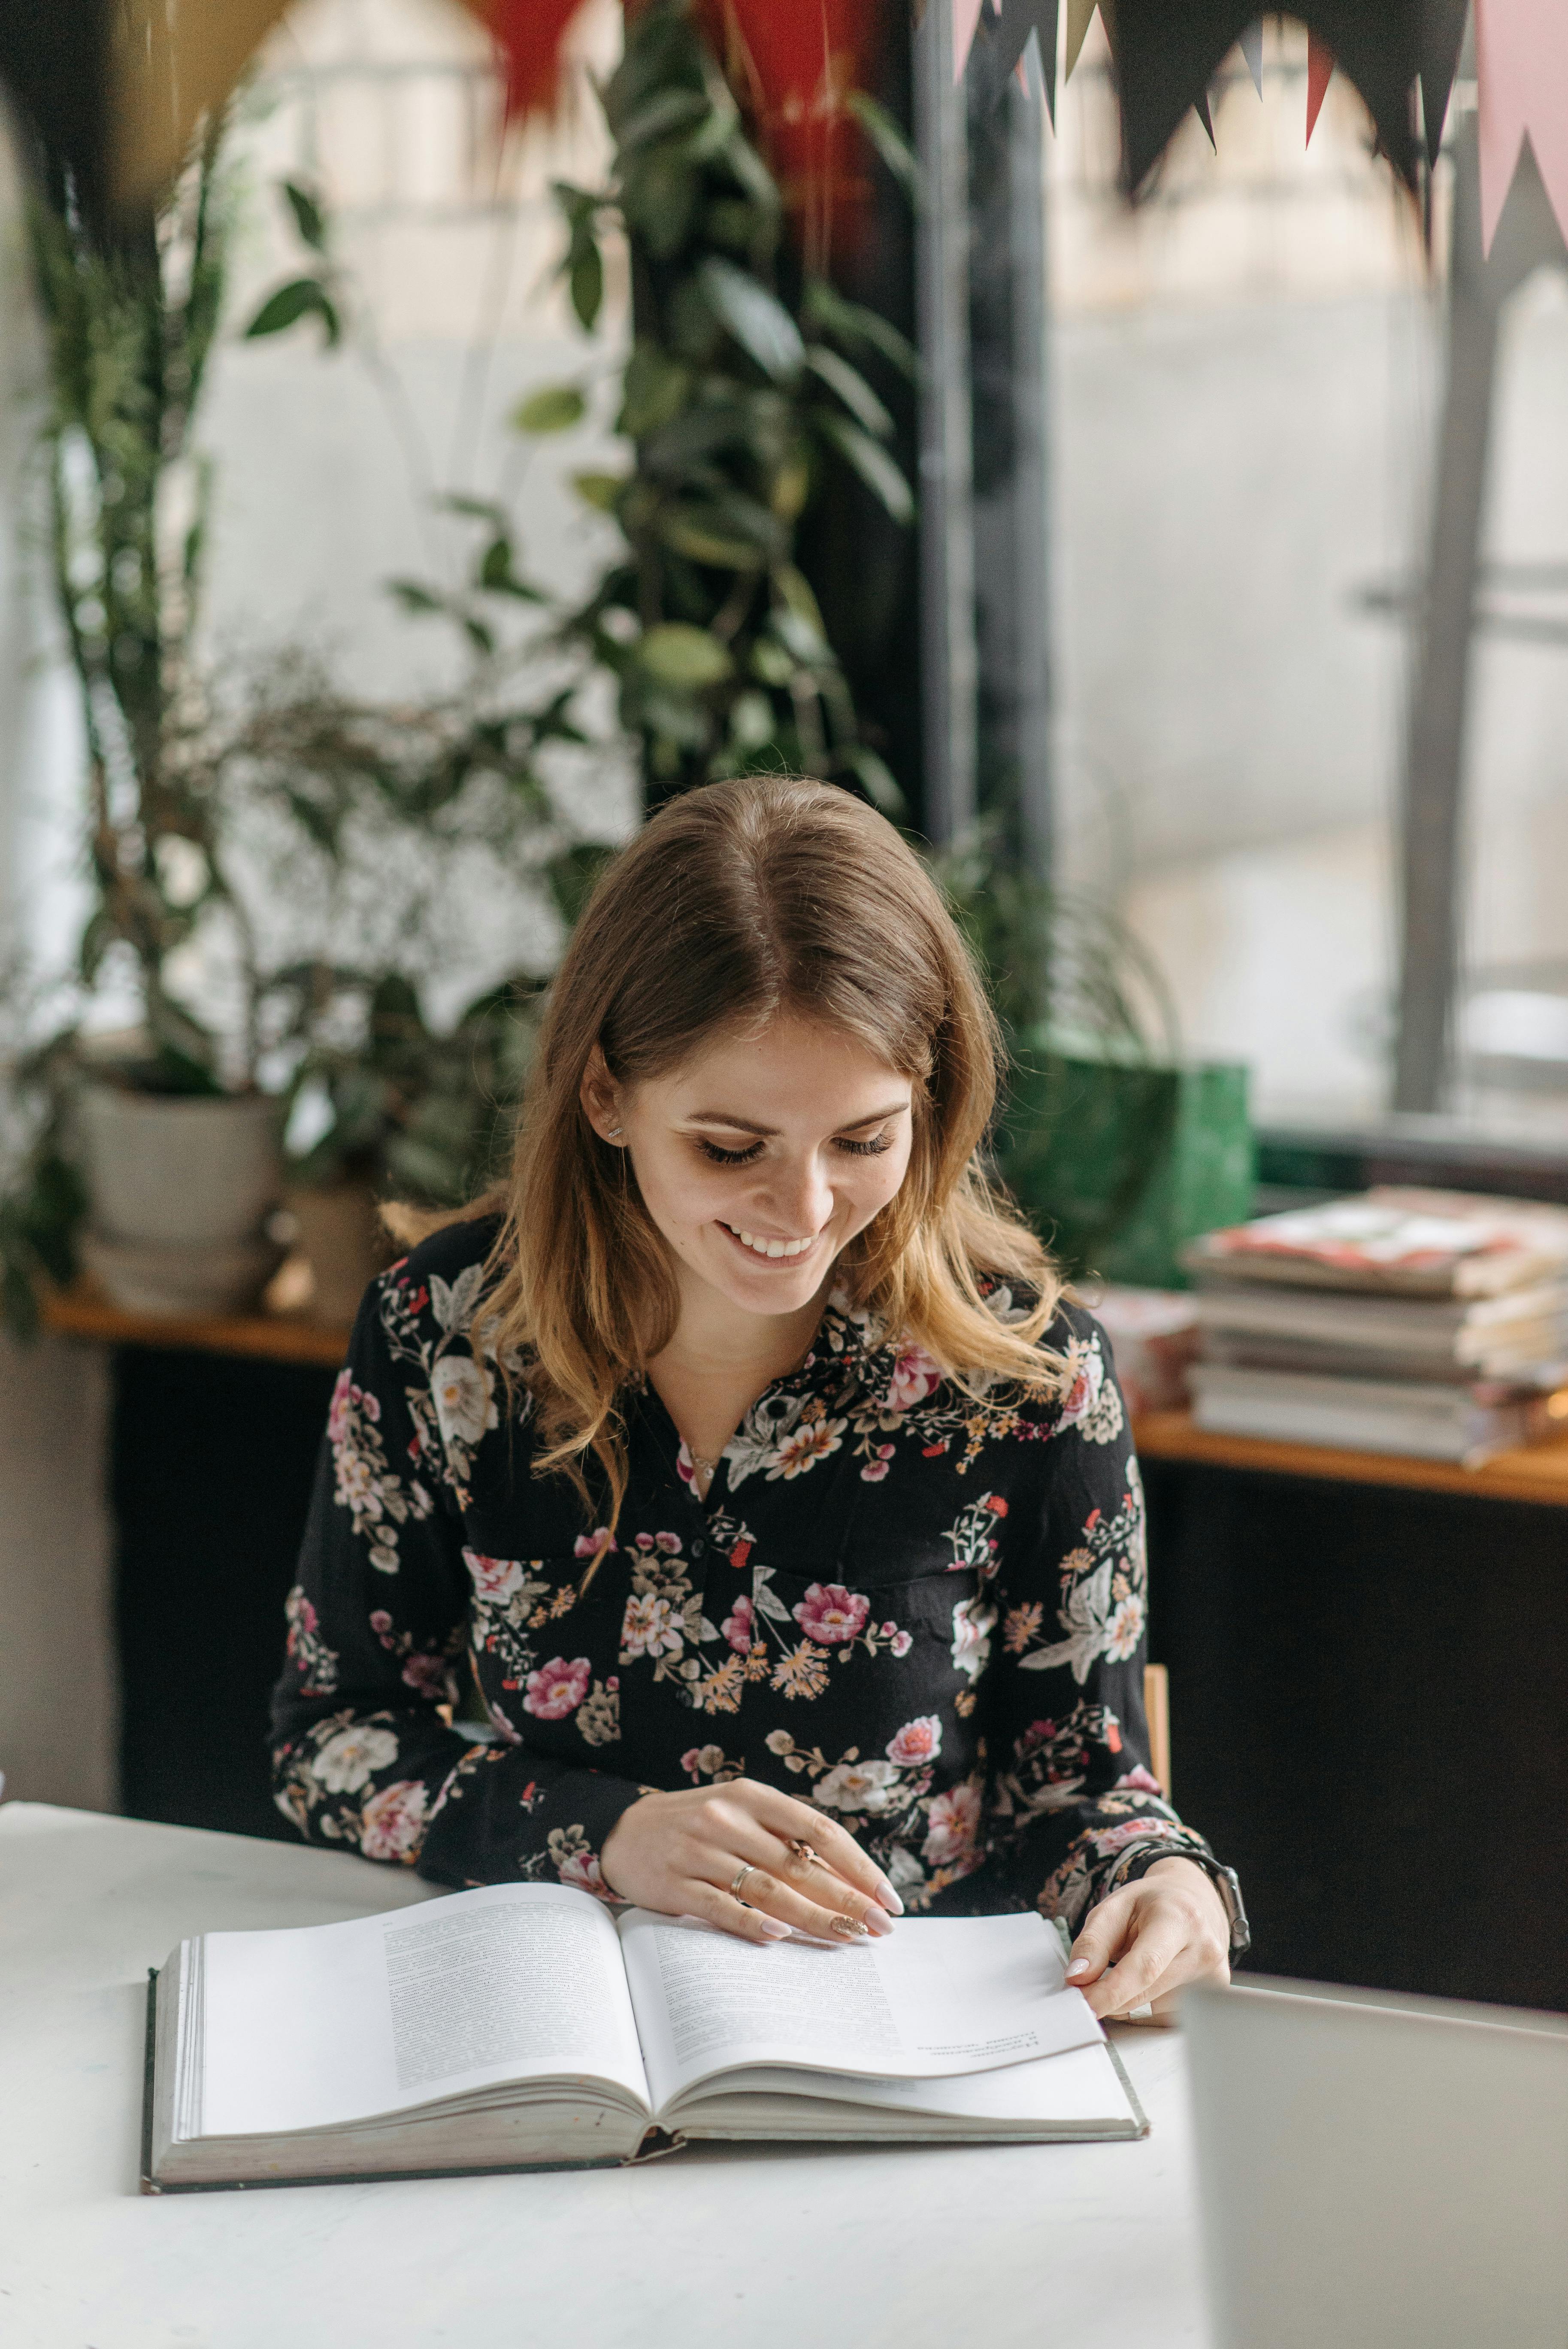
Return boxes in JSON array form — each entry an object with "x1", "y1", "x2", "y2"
[
  {"x1": 370, "y1": 1212, "x2": 505, "y2": 1332},
  {"x1": 973, "y1": 1277, "x2": 1126, "y2": 1438}
]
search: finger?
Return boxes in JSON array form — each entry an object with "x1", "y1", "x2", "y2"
[
  {"x1": 1083, "y1": 1918, "x2": 1188, "y2": 2020},
  {"x1": 711, "y1": 1855, "x2": 894, "y2": 1943},
  {"x1": 1065, "y1": 1889, "x2": 1136, "y2": 1985},
  {"x1": 690, "y1": 1884, "x2": 794, "y2": 1946},
  {"x1": 745, "y1": 1786, "x2": 905, "y2": 1915}
]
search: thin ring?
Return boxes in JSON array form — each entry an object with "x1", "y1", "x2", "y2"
[
  {"x1": 785, "y1": 1837, "x2": 821, "y2": 1868},
  {"x1": 730, "y1": 1863, "x2": 758, "y2": 1904}
]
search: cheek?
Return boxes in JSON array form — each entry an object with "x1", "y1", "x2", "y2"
[{"x1": 846, "y1": 1140, "x2": 913, "y2": 1223}]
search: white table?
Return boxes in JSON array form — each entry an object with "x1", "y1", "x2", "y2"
[{"x1": 0, "y1": 1803, "x2": 1211, "y2": 2348}]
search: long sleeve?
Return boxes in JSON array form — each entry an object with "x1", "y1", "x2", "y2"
[
  {"x1": 269, "y1": 1275, "x2": 647, "y2": 1891},
  {"x1": 947, "y1": 1319, "x2": 1223, "y2": 1931}
]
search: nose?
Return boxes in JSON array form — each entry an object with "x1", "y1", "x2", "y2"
[{"x1": 756, "y1": 1148, "x2": 835, "y2": 1237}]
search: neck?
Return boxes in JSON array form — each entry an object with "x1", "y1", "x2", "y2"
[{"x1": 654, "y1": 1265, "x2": 830, "y2": 1388}]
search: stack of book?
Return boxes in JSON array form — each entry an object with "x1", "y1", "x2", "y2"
[{"x1": 1182, "y1": 1187, "x2": 1568, "y2": 1463}]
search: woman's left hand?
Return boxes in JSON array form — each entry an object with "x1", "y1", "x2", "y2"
[{"x1": 1064, "y1": 1856, "x2": 1231, "y2": 2025}]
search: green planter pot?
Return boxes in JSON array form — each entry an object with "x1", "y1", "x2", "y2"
[{"x1": 999, "y1": 1052, "x2": 1254, "y2": 1290}]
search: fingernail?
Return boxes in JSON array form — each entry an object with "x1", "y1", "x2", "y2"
[
  {"x1": 828, "y1": 1914, "x2": 867, "y2": 1939},
  {"x1": 756, "y1": 1916, "x2": 791, "y2": 1940},
  {"x1": 1066, "y1": 1958, "x2": 1089, "y2": 1979},
  {"x1": 862, "y1": 1905, "x2": 894, "y2": 1937},
  {"x1": 878, "y1": 1876, "x2": 905, "y2": 1916}
]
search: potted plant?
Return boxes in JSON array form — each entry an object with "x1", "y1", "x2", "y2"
[{"x1": 18, "y1": 117, "x2": 294, "y2": 1315}]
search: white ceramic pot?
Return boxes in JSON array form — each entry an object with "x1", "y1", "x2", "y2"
[
  {"x1": 287, "y1": 1182, "x2": 392, "y2": 1326},
  {"x1": 78, "y1": 1087, "x2": 284, "y2": 1313}
]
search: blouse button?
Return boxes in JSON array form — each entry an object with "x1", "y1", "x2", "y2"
[{"x1": 689, "y1": 1534, "x2": 708, "y2": 1561}]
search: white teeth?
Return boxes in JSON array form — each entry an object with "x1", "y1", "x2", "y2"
[{"x1": 728, "y1": 1226, "x2": 811, "y2": 1259}]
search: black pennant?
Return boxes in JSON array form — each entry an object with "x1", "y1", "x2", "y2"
[
  {"x1": 1109, "y1": 2, "x2": 1468, "y2": 197},
  {"x1": 992, "y1": 0, "x2": 1062, "y2": 120},
  {"x1": 2, "y1": 0, "x2": 112, "y2": 221}
]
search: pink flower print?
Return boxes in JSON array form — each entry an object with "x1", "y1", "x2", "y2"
[
  {"x1": 890, "y1": 1629, "x2": 913, "y2": 1658},
  {"x1": 921, "y1": 1781, "x2": 982, "y2": 1867},
  {"x1": 1020, "y1": 1719, "x2": 1058, "y2": 1755},
  {"x1": 401, "y1": 1652, "x2": 449, "y2": 1701},
  {"x1": 885, "y1": 1346, "x2": 941, "y2": 1413},
  {"x1": 793, "y1": 1582, "x2": 870, "y2": 1646},
  {"x1": 465, "y1": 1549, "x2": 524, "y2": 1604},
  {"x1": 676, "y1": 1446, "x2": 697, "y2": 1488},
  {"x1": 574, "y1": 1528, "x2": 615, "y2": 1563},
  {"x1": 721, "y1": 1594, "x2": 755, "y2": 1653},
  {"x1": 886, "y1": 1715, "x2": 943, "y2": 1767},
  {"x1": 523, "y1": 1655, "x2": 592, "y2": 1720},
  {"x1": 655, "y1": 1532, "x2": 683, "y2": 1555},
  {"x1": 359, "y1": 1779, "x2": 429, "y2": 1863},
  {"x1": 557, "y1": 1846, "x2": 605, "y2": 1896},
  {"x1": 1093, "y1": 1818, "x2": 1178, "y2": 1858},
  {"x1": 369, "y1": 1608, "x2": 393, "y2": 1635},
  {"x1": 1115, "y1": 1766, "x2": 1165, "y2": 1796},
  {"x1": 861, "y1": 1444, "x2": 895, "y2": 1482}
]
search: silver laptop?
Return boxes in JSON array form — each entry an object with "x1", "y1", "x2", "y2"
[{"x1": 1184, "y1": 1976, "x2": 1568, "y2": 2349}]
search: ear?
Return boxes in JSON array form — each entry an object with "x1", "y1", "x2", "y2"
[{"x1": 579, "y1": 1047, "x2": 624, "y2": 1143}]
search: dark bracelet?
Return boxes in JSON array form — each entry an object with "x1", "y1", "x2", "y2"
[{"x1": 1128, "y1": 1846, "x2": 1252, "y2": 1959}]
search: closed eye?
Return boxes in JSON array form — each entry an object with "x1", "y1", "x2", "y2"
[
  {"x1": 834, "y1": 1130, "x2": 894, "y2": 1157},
  {"x1": 696, "y1": 1138, "x2": 765, "y2": 1166}
]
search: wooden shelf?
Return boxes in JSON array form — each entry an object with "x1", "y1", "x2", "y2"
[
  {"x1": 1132, "y1": 1407, "x2": 1568, "y2": 1509},
  {"x1": 40, "y1": 1282, "x2": 352, "y2": 1370}
]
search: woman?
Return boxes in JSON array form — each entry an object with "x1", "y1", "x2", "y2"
[{"x1": 272, "y1": 777, "x2": 1246, "y2": 2022}]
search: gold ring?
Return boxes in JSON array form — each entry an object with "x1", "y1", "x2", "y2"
[
  {"x1": 730, "y1": 1863, "x2": 757, "y2": 1904},
  {"x1": 785, "y1": 1837, "x2": 821, "y2": 1869}
]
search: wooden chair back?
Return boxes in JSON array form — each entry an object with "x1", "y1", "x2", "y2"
[{"x1": 1144, "y1": 1662, "x2": 1171, "y2": 1799}]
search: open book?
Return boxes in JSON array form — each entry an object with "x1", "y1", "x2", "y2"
[{"x1": 143, "y1": 1882, "x2": 1146, "y2": 2188}]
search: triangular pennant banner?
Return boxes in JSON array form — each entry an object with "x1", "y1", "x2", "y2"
[
  {"x1": 1110, "y1": 3, "x2": 1450, "y2": 193},
  {"x1": 1064, "y1": 0, "x2": 1102, "y2": 80},
  {"x1": 954, "y1": 0, "x2": 988, "y2": 80},
  {"x1": 1476, "y1": 0, "x2": 1568, "y2": 252},
  {"x1": 1239, "y1": 18, "x2": 1264, "y2": 98},
  {"x1": 1418, "y1": 0, "x2": 1469, "y2": 164},
  {"x1": 992, "y1": 0, "x2": 1061, "y2": 118},
  {"x1": 1305, "y1": 32, "x2": 1335, "y2": 145}
]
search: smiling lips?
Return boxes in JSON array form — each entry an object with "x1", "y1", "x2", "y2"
[{"x1": 720, "y1": 1222, "x2": 818, "y2": 1262}]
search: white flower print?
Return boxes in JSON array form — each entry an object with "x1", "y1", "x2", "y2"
[
  {"x1": 814, "y1": 1758, "x2": 902, "y2": 1814},
  {"x1": 1105, "y1": 1591, "x2": 1145, "y2": 1663},
  {"x1": 886, "y1": 1715, "x2": 942, "y2": 1767},
  {"x1": 465, "y1": 1549, "x2": 524, "y2": 1605},
  {"x1": 433, "y1": 1352, "x2": 494, "y2": 1454},
  {"x1": 315, "y1": 1722, "x2": 398, "y2": 1794},
  {"x1": 769, "y1": 1414, "x2": 847, "y2": 1481},
  {"x1": 1022, "y1": 1560, "x2": 1120, "y2": 1685},
  {"x1": 950, "y1": 1595, "x2": 996, "y2": 1682},
  {"x1": 621, "y1": 1592, "x2": 684, "y2": 1660},
  {"x1": 360, "y1": 1778, "x2": 428, "y2": 1862}
]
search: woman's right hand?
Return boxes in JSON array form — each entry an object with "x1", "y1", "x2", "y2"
[{"x1": 599, "y1": 1777, "x2": 903, "y2": 1944}]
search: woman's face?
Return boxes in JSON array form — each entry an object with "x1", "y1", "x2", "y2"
[{"x1": 586, "y1": 1015, "x2": 915, "y2": 1323}]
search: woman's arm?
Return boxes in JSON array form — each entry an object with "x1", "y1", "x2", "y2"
[
  {"x1": 969, "y1": 1315, "x2": 1244, "y2": 2000},
  {"x1": 269, "y1": 1275, "x2": 648, "y2": 1893}
]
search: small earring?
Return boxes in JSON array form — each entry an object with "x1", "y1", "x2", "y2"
[{"x1": 606, "y1": 1125, "x2": 624, "y2": 1141}]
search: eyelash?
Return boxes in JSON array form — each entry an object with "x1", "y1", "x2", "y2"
[{"x1": 695, "y1": 1133, "x2": 894, "y2": 1167}]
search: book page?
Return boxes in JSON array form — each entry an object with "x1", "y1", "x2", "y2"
[
  {"x1": 618, "y1": 1910, "x2": 1102, "y2": 2114},
  {"x1": 689, "y1": 2040, "x2": 1137, "y2": 2128},
  {"x1": 199, "y1": 1884, "x2": 649, "y2": 2138}
]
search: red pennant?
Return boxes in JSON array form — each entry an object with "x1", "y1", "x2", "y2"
[
  {"x1": 476, "y1": 0, "x2": 593, "y2": 118},
  {"x1": 694, "y1": 0, "x2": 884, "y2": 249},
  {"x1": 1305, "y1": 31, "x2": 1334, "y2": 147}
]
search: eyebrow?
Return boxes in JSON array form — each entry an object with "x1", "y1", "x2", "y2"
[{"x1": 684, "y1": 1102, "x2": 911, "y2": 1137}]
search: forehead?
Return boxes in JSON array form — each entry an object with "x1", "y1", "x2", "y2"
[{"x1": 651, "y1": 1015, "x2": 911, "y2": 1116}]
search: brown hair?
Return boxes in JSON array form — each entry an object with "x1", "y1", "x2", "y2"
[{"x1": 405, "y1": 776, "x2": 1063, "y2": 1519}]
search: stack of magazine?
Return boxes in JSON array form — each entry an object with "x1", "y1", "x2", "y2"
[{"x1": 1183, "y1": 1187, "x2": 1568, "y2": 1463}]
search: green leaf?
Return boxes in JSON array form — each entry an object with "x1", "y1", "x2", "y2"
[
  {"x1": 658, "y1": 511, "x2": 764, "y2": 569},
  {"x1": 634, "y1": 623, "x2": 734, "y2": 688},
  {"x1": 847, "y1": 93, "x2": 920, "y2": 200},
  {"x1": 570, "y1": 240, "x2": 604, "y2": 332},
  {"x1": 696, "y1": 258, "x2": 804, "y2": 384},
  {"x1": 512, "y1": 384, "x2": 586, "y2": 434},
  {"x1": 387, "y1": 579, "x2": 446, "y2": 615},
  {"x1": 802, "y1": 278, "x2": 919, "y2": 381},
  {"x1": 805, "y1": 345, "x2": 894, "y2": 439},
  {"x1": 616, "y1": 86, "x2": 708, "y2": 152},
  {"x1": 282, "y1": 179, "x2": 328, "y2": 252},
  {"x1": 620, "y1": 343, "x2": 692, "y2": 437},
  {"x1": 244, "y1": 277, "x2": 340, "y2": 346},
  {"x1": 816, "y1": 415, "x2": 914, "y2": 525},
  {"x1": 572, "y1": 470, "x2": 627, "y2": 513},
  {"x1": 839, "y1": 743, "x2": 905, "y2": 815}
]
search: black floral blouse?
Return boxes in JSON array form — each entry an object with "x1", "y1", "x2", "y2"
[{"x1": 272, "y1": 1216, "x2": 1237, "y2": 1935}]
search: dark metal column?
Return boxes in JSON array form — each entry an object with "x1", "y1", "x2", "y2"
[
  {"x1": 913, "y1": 0, "x2": 979, "y2": 846},
  {"x1": 1394, "y1": 116, "x2": 1568, "y2": 1111}
]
